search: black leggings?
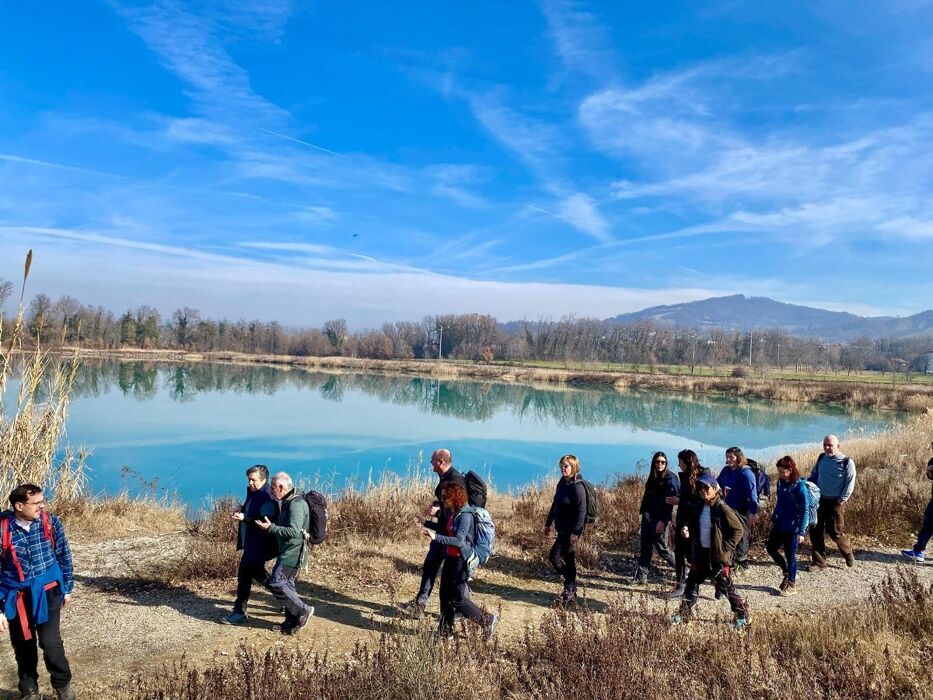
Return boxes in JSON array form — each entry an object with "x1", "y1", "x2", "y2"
[
  {"x1": 439, "y1": 555, "x2": 486, "y2": 631},
  {"x1": 549, "y1": 532, "x2": 577, "y2": 591}
]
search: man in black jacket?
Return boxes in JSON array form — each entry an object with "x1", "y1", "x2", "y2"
[{"x1": 402, "y1": 449, "x2": 467, "y2": 614}]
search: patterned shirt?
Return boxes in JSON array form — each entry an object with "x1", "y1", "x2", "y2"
[{"x1": 1, "y1": 513, "x2": 74, "y2": 595}]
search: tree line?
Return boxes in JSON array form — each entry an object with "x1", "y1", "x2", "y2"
[{"x1": 1, "y1": 284, "x2": 931, "y2": 374}]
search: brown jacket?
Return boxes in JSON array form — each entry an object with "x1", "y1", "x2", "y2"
[{"x1": 689, "y1": 496, "x2": 744, "y2": 566}]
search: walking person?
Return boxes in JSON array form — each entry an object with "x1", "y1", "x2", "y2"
[
  {"x1": 222, "y1": 464, "x2": 278, "y2": 625},
  {"x1": 716, "y1": 446, "x2": 759, "y2": 569},
  {"x1": 808, "y1": 434, "x2": 857, "y2": 569},
  {"x1": 0, "y1": 484, "x2": 75, "y2": 700},
  {"x1": 765, "y1": 456, "x2": 810, "y2": 596},
  {"x1": 544, "y1": 455, "x2": 587, "y2": 605},
  {"x1": 403, "y1": 449, "x2": 467, "y2": 614},
  {"x1": 422, "y1": 483, "x2": 498, "y2": 639},
  {"x1": 667, "y1": 449, "x2": 711, "y2": 598},
  {"x1": 633, "y1": 452, "x2": 679, "y2": 585},
  {"x1": 673, "y1": 474, "x2": 749, "y2": 628},
  {"x1": 256, "y1": 472, "x2": 314, "y2": 634},
  {"x1": 901, "y1": 446, "x2": 933, "y2": 563}
]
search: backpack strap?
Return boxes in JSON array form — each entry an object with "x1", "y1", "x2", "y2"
[
  {"x1": 1, "y1": 515, "x2": 26, "y2": 582},
  {"x1": 41, "y1": 511, "x2": 56, "y2": 551}
]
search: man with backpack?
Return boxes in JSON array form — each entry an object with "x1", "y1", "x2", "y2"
[
  {"x1": 0, "y1": 484, "x2": 75, "y2": 700},
  {"x1": 222, "y1": 464, "x2": 278, "y2": 626},
  {"x1": 256, "y1": 472, "x2": 314, "y2": 634},
  {"x1": 808, "y1": 435, "x2": 857, "y2": 569},
  {"x1": 403, "y1": 449, "x2": 467, "y2": 615}
]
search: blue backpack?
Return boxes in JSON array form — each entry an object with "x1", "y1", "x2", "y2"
[
  {"x1": 801, "y1": 479, "x2": 820, "y2": 528},
  {"x1": 459, "y1": 505, "x2": 495, "y2": 575}
]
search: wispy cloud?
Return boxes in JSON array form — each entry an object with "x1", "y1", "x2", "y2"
[{"x1": 538, "y1": 0, "x2": 618, "y2": 81}]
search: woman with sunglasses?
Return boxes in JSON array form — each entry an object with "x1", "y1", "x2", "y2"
[{"x1": 633, "y1": 451, "x2": 679, "y2": 585}]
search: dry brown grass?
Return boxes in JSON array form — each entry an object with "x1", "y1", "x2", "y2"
[{"x1": 54, "y1": 492, "x2": 186, "y2": 542}]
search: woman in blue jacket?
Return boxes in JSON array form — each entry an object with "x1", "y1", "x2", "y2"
[
  {"x1": 766, "y1": 456, "x2": 810, "y2": 596},
  {"x1": 422, "y1": 483, "x2": 498, "y2": 639},
  {"x1": 633, "y1": 451, "x2": 679, "y2": 585}
]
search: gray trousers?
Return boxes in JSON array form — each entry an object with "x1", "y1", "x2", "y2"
[{"x1": 268, "y1": 562, "x2": 310, "y2": 624}]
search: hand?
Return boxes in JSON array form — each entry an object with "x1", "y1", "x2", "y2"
[
  {"x1": 428, "y1": 505, "x2": 440, "y2": 517},
  {"x1": 655, "y1": 521, "x2": 666, "y2": 535},
  {"x1": 569, "y1": 534, "x2": 579, "y2": 544},
  {"x1": 665, "y1": 496, "x2": 679, "y2": 506},
  {"x1": 0, "y1": 617, "x2": 6, "y2": 633},
  {"x1": 231, "y1": 512, "x2": 245, "y2": 522},
  {"x1": 680, "y1": 526, "x2": 689, "y2": 539},
  {"x1": 63, "y1": 594, "x2": 72, "y2": 607},
  {"x1": 422, "y1": 527, "x2": 436, "y2": 540},
  {"x1": 798, "y1": 535, "x2": 805, "y2": 545},
  {"x1": 543, "y1": 526, "x2": 551, "y2": 537},
  {"x1": 747, "y1": 514, "x2": 758, "y2": 526},
  {"x1": 256, "y1": 516, "x2": 273, "y2": 531}
]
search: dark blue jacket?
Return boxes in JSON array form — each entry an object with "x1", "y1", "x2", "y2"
[
  {"x1": 639, "y1": 470, "x2": 680, "y2": 523},
  {"x1": 236, "y1": 483, "x2": 278, "y2": 562},
  {"x1": 771, "y1": 479, "x2": 810, "y2": 535},
  {"x1": 545, "y1": 475, "x2": 587, "y2": 536},
  {"x1": 717, "y1": 465, "x2": 759, "y2": 516}
]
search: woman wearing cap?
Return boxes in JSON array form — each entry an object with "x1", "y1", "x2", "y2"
[
  {"x1": 544, "y1": 454, "x2": 587, "y2": 606},
  {"x1": 901, "y1": 444, "x2": 933, "y2": 564},
  {"x1": 666, "y1": 449, "x2": 711, "y2": 597},
  {"x1": 673, "y1": 473, "x2": 749, "y2": 628},
  {"x1": 633, "y1": 451, "x2": 679, "y2": 585},
  {"x1": 766, "y1": 456, "x2": 810, "y2": 596}
]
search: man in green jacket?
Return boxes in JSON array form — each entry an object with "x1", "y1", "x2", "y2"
[{"x1": 257, "y1": 472, "x2": 314, "y2": 634}]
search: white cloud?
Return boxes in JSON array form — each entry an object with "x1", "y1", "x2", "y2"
[{"x1": 556, "y1": 193, "x2": 611, "y2": 242}]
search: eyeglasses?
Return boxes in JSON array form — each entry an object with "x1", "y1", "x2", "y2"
[
  {"x1": 656, "y1": 460, "x2": 667, "y2": 464},
  {"x1": 24, "y1": 499, "x2": 45, "y2": 508}
]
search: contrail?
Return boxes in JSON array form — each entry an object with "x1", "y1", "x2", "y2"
[{"x1": 257, "y1": 127, "x2": 342, "y2": 157}]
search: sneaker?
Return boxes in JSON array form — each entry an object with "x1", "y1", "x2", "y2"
[
  {"x1": 484, "y1": 613, "x2": 500, "y2": 640},
  {"x1": 732, "y1": 616, "x2": 749, "y2": 630},
  {"x1": 399, "y1": 599, "x2": 427, "y2": 616},
  {"x1": 780, "y1": 581, "x2": 797, "y2": 597},
  {"x1": 558, "y1": 590, "x2": 577, "y2": 607},
  {"x1": 901, "y1": 549, "x2": 926, "y2": 563},
  {"x1": 670, "y1": 612, "x2": 690, "y2": 625},
  {"x1": 844, "y1": 551, "x2": 855, "y2": 568},
  {"x1": 631, "y1": 568, "x2": 648, "y2": 585},
  {"x1": 666, "y1": 584, "x2": 686, "y2": 599},
  {"x1": 272, "y1": 620, "x2": 296, "y2": 634},
  {"x1": 287, "y1": 606, "x2": 314, "y2": 635},
  {"x1": 221, "y1": 610, "x2": 248, "y2": 625}
]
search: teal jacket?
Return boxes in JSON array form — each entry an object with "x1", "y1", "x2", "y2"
[{"x1": 269, "y1": 491, "x2": 310, "y2": 568}]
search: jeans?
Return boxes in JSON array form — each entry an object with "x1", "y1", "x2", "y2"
[
  {"x1": 766, "y1": 528, "x2": 800, "y2": 583},
  {"x1": 233, "y1": 557, "x2": 270, "y2": 613},
  {"x1": 680, "y1": 548, "x2": 748, "y2": 621},
  {"x1": 439, "y1": 555, "x2": 485, "y2": 632},
  {"x1": 913, "y1": 498, "x2": 933, "y2": 553},
  {"x1": 416, "y1": 539, "x2": 445, "y2": 606},
  {"x1": 637, "y1": 517, "x2": 675, "y2": 571},
  {"x1": 268, "y1": 562, "x2": 310, "y2": 625},
  {"x1": 8, "y1": 585, "x2": 72, "y2": 694},
  {"x1": 549, "y1": 532, "x2": 577, "y2": 592},
  {"x1": 811, "y1": 498, "x2": 853, "y2": 563}
]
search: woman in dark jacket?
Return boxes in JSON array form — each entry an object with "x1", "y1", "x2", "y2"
[
  {"x1": 666, "y1": 449, "x2": 710, "y2": 597},
  {"x1": 633, "y1": 451, "x2": 679, "y2": 584},
  {"x1": 423, "y1": 483, "x2": 498, "y2": 639},
  {"x1": 766, "y1": 455, "x2": 810, "y2": 596},
  {"x1": 544, "y1": 454, "x2": 587, "y2": 605}
]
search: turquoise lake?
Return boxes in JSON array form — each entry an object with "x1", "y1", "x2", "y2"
[{"x1": 14, "y1": 360, "x2": 901, "y2": 503}]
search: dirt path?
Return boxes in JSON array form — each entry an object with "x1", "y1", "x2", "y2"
[{"x1": 1, "y1": 534, "x2": 930, "y2": 698}]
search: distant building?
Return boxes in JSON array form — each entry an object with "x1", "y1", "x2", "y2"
[{"x1": 918, "y1": 351, "x2": 933, "y2": 374}]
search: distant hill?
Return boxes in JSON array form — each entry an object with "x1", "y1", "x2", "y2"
[{"x1": 607, "y1": 295, "x2": 933, "y2": 341}]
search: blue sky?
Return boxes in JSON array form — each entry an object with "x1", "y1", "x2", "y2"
[{"x1": 1, "y1": 1, "x2": 932, "y2": 327}]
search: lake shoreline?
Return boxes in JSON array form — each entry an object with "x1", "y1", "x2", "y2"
[{"x1": 54, "y1": 346, "x2": 933, "y2": 413}]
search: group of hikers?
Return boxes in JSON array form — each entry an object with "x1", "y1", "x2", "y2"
[{"x1": 1, "y1": 439, "x2": 931, "y2": 698}]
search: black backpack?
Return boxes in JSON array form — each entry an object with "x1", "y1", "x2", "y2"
[
  {"x1": 746, "y1": 459, "x2": 771, "y2": 499},
  {"x1": 581, "y1": 479, "x2": 599, "y2": 524},
  {"x1": 303, "y1": 490, "x2": 328, "y2": 545},
  {"x1": 464, "y1": 470, "x2": 488, "y2": 508}
]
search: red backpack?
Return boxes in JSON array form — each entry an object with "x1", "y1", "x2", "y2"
[{"x1": 1, "y1": 511, "x2": 56, "y2": 582}]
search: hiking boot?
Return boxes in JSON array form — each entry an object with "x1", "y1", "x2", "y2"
[
  {"x1": 20, "y1": 687, "x2": 40, "y2": 700},
  {"x1": 670, "y1": 611, "x2": 690, "y2": 625},
  {"x1": 287, "y1": 606, "x2": 314, "y2": 635},
  {"x1": 484, "y1": 613, "x2": 500, "y2": 640},
  {"x1": 901, "y1": 549, "x2": 926, "y2": 563},
  {"x1": 221, "y1": 610, "x2": 248, "y2": 625},
  {"x1": 732, "y1": 616, "x2": 749, "y2": 630},
  {"x1": 667, "y1": 583, "x2": 686, "y2": 599},
  {"x1": 780, "y1": 581, "x2": 797, "y2": 597},
  {"x1": 778, "y1": 575, "x2": 789, "y2": 593},
  {"x1": 399, "y1": 599, "x2": 427, "y2": 617},
  {"x1": 55, "y1": 686, "x2": 76, "y2": 700},
  {"x1": 631, "y1": 567, "x2": 648, "y2": 585},
  {"x1": 558, "y1": 589, "x2": 577, "y2": 607},
  {"x1": 844, "y1": 551, "x2": 855, "y2": 568}
]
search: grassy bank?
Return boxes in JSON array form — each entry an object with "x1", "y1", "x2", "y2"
[{"x1": 63, "y1": 346, "x2": 933, "y2": 413}]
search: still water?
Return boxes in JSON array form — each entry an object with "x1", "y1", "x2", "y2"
[{"x1": 27, "y1": 360, "x2": 900, "y2": 503}]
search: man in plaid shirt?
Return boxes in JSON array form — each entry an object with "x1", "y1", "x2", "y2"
[{"x1": 0, "y1": 484, "x2": 75, "y2": 700}]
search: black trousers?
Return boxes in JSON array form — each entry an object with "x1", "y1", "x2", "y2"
[
  {"x1": 548, "y1": 532, "x2": 577, "y2": 592},
  {"x1": 681, "y1": 548, "x2": 748, "y2": 620},
  {"x1": 234, "y1": 557, "x2": 270, "y2": 612},
  {"x1": 637, "y1": 518, "x2": 675, "y2": 569},
  {"x1": 673, "y1": 525, "x2": 691, "y2": 583},
  {"x1": 439, "y1": 555, "x2": 485, "y2": 631},
  {"x1": 8, "y1": 586, "x2": 72, "y2": 694},
  {"x1": 734, "y1": 511, "x2": 751, "y2": 564},
  {"x1": 416, "y1": 539, "x2": 445, "y2": 605}
]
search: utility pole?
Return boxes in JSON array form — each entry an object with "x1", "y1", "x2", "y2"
[
  {"x1": 749, "y1": 331, "x2": 753, "y2": 367},
  {"x1": 436, "y1": 324, "x2": 443, "y2": 361}
]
